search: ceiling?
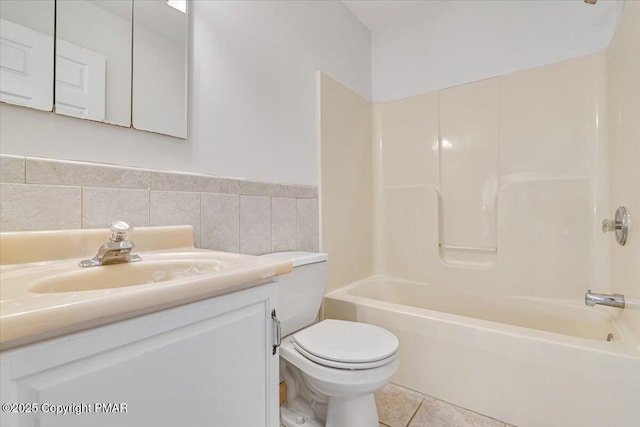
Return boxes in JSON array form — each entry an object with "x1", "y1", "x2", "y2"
[
  {"x1": 343, "y1": 0, "x2": 624, "y2": 101},
  {"x1": 342, "y1": 0, "x2": 450, "y2": 32},
  {"x1": 342, "y1": 0, "x2": 620, "y2": 35}
]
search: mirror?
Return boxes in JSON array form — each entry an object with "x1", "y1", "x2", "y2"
[
  {"x1": 55, "y1": 0, "x2": 132, "y2": 126},
  {"x1": 2, "y1": 0, "x2": 187, "y2": 138},
  {"x1": 0, "y1": 0, "x2": 54, "y2": 111},
  {"x1": 132, "y1": 0, "x2": 188, "y2": 138}
]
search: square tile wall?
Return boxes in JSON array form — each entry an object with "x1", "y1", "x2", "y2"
[
  {"x1": 0, "y1": 155, "x2": 319, "y2": 255},
  {"x1": 201, "y1": 192, "x2": 240, "y2": 253}
]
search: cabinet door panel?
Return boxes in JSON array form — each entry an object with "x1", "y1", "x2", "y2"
[{"x1": 1, "y1": 283, "x2": 278, "y2": 427}]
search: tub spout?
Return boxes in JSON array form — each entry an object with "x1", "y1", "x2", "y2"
[{"x1": 585, "y1": 290, "x2": 625, "y2": 308}]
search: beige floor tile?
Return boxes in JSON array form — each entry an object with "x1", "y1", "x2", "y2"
[
  {"x1": 375, "y1": 383, "x2": 424, "y2": 427},
  {"x1": 408, "y1": 395, "x2": 504, "y2": 427}
]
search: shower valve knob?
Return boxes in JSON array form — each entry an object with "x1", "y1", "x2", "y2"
[
  {"x1": 601, "y1": 219, "x2": 616, "y2": 233},
  {"x1": 602, "y1": 206, "x2": 630, "y2": 246}
]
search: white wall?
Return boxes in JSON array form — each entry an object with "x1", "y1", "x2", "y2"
[
  {"x1": 189, "y1": 0, "x2": 370, "y2": 186},
  {"x1": 0, "y1": 0, "x2": 371, "y2": 186},
  {"x1": 369, "y1": 0, "x2": 624, "y2": 101}
]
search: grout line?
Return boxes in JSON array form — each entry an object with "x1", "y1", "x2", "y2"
[
  {"x1": 270, "y1": 196, "x2": 274, "y2": 253},
  {"x1": 291, "y1": 197, "x2": 297, "y2": 251},
  {"x1": 237, "y1": 194, "x2": 241, "y2": 253},
  {"x1": 405, "y1": 399, "x2": 424, "y2": 427},
  {"x1": 80, "y1": 186, "x2": 84, "y2": 229},
  {"x1": 295, "y1": 198, "x2": 299, "y2": 251},
  {"x1": 415, "y1": 388, "x2": 509, "y2": 426}
]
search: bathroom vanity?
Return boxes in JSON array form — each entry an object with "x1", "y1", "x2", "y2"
[{"x1": 0, "y1": 226, "x2": 290, "y2": 427}]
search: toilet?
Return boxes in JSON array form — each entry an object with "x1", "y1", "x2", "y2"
[{"x1": 261, "y1": 252, "x2": 399, "y2": 427}]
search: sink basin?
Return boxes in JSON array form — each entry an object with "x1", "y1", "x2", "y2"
[
  {"x1": 0, "y1": 225, "x2": 293, "y2": 350},
  {"x1": 29, "y1": 259, "x2": 227, "y2": 293}
]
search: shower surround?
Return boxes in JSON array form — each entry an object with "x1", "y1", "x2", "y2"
[
  {"x1": 371, "y1": 49, "x2": 611, "y2": 298},
  {"x1": 319, "y1": 4, "x2": 639, "y2": 426}
]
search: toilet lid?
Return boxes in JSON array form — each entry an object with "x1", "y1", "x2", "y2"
[
  {"x1": 292, "y1": 319, "x2": 398, "y2": 364},
  {"x1": 293, "y1": 341, "x2": 398, "y2": 370}
]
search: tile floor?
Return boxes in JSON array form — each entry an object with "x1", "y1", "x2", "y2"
[{"x1": 375, "y1": 383, "x2": 513, "y2": 427}]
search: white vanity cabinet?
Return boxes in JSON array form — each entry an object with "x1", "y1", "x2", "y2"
[{"x1": 0, "y1": 281, "x2": 280, "y2": 427}]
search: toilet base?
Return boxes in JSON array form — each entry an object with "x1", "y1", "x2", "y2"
[
  {"x1": 279, "y1": 335, "x2": 398, "y2": 427},
  {"x1": 281, "y1": 401, "x2": 324, "y2": 427},
  {"x1": 281, "y1": 393, "x2": 379, "y2": 427},
  {"x1": 326, "y1": 393, "x2": 378, "y2": 427}
]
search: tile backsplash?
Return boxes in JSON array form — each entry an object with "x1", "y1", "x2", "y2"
[{"x1": 0, "y1": 155, "x2": 319, "y2": 255}]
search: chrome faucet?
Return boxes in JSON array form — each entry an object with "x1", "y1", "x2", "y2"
[
  {"x1": 585, "y1": 290, "x2": 625, "y2": 308},
  {"x1": 79, "y1": 221, "x2": 142, "y2": 268}
]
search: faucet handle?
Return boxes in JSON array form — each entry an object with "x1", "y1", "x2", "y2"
[
  {"x1": 602, "y1": 206, "x2": 630, "y2": 246},
  {"x1": 601, "y1": 219, "x2": 615, "y2": 233},
  {"x1": 110, "y1": 220, "x2": 133, "y2": 242}
]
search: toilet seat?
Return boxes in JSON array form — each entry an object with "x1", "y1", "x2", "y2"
[
  {"x1": 280, "y1": 337, "x2": 399, "y2": 390},
  {"x1": 291, "y1": 319, "x2": 399, "y2": 370},
  {"x1": 293, "y1": 341, "x2": 398, "y2": 370}
]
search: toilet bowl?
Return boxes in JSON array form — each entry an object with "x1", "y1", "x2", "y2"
[
  {"x1": 280, "y1": 319, "x2": 399, "y2": 427},
  {"x1": 260, "y1": 252, "x2": 399, "y2": 427}
]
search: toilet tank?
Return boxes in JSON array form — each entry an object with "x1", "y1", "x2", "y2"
[{"x1": 261, "y1": 252, "x2": 328, "y2": 337}]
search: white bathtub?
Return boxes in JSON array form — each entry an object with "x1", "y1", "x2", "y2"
[{"x1": 324, "y1": 276, "x2": 640, "y2": 427}]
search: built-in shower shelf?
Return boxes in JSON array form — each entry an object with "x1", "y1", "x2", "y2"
[
  {"x1": 438, "y1": 244, "x2": 497, "y2": 269},
  {"x1": 500, "y1": 173, "x2": 589, "y2": 186}
]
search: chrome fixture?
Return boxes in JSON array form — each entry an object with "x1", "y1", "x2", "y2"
[
  {"x1": 585, "y1": 290, "x2": 625, "y2": 309},
  {"x1": 271, "y1": 310, "x2": 281, "y2": 355},
  {"x1": 602, "y1": 206, "x2": 631, "y2": 246},
  {"x1": 79, "y1": 221, "x2": 142, "y2": 268}
]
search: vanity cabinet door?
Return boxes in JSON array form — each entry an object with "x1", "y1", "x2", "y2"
[{"x1": 0, "y1": 282, "x2": 279, "y2": 427}]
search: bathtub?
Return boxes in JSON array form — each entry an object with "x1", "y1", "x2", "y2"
[{"x1": 323, "y1": 276, "x2": 640, "y2": 427}]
